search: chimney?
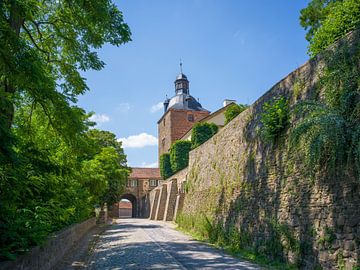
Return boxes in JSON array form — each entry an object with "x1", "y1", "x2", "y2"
[{"x1": 223, "y1": 99, "x2": 236, "y2": 107}]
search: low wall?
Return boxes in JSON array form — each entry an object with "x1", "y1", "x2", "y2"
[
  {"x1": 149, "y1": 167, "x2": 188, "y2": 221},
  {"x1": 0, "y1": 217, "x2": 96, "y2": 270}
]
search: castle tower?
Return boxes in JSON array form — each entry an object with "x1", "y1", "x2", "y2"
[{"x1": 158, "y1": 68, "x2": 210, "y2": 159}]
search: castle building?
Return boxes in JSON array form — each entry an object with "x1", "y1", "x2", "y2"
[{"x1": 157, "y1": 71, "x2": 210, "y2": 158}]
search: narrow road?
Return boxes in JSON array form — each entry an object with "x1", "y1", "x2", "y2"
[{"x1": 89, "y1": 218, "x2": 261, "y2": 270}]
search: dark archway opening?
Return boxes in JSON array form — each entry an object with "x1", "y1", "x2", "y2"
[{"x1": 120, "y1": 194, "x2": 137, "y2": 218}]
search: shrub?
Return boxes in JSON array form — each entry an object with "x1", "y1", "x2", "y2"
[
  {"x1": 170, "y1": 140, "x2": 192, "y2": 173},
  {"x1": 260, "y1": 97, "x2": 290, "y2": 142},
  {"x1": 224, "y1": 103, "x2": 249, "y2": 124},
  {"x1": 159, "y1": 153, "x2": 173, "y2": 179},
  {"x1": 191, "y1": 122, "x2": 218, "y2": 148}
]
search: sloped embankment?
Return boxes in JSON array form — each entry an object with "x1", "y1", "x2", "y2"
[{"x1": 177, "y1": 30, "x2": 360, "y2": 269}]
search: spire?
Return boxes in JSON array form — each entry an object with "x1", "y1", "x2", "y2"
[{"x1": 175, "y1": 60, "x2": 189, "y2": 95}]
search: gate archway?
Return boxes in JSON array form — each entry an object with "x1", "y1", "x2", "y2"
[{"x1": 120, "y1": 194, "x2": 137, "y2": 218}]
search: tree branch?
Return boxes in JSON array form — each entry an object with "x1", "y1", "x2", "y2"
[{"x1": 22, "y1": 22, "x2": 49, "y2": 55}]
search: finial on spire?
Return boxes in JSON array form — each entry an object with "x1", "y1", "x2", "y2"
[{"x1": 180, "y1": 59, "x2": 183, "y2": 73}]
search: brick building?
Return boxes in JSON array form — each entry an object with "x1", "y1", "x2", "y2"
[
  {"x1": 158, "y1": 71, "x2": 210, "y2": 158},
  {"x1": 111, "y1": 168, "x2": 162, "y2": 218}
]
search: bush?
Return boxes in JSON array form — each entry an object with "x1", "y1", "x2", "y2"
[
  {"x1": 260, "y1": 97, "x2": 290, "y2": 142},
  {"x1": 160, "y1": 153, "x2": 173, "y2": 179},
  {"x1": 224, "y1": 103, "x2": 249, "y2": 124},
  {"x1": 170, "y1": 140, "x2": 192, "y2": 173},
  {"x1": 191, "y1": 122, "x2": 218, "y2": 148}
]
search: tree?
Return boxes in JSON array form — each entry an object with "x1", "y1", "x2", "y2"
[
  {"x1": 191, "y1": 122, "x2": 218, "y2": 148},
  {"x1": 300, "y1": 0, "x2": 360, "y2": 55},
  {"x1": 224, "y1": 103, "x2": 249, "y2": 124},
  {"x1": 160, "y1": 153, "x2": 173, "y2": 179},
  {"x1": 0, "y1": 0, "x2": 131, "y2": 159}
]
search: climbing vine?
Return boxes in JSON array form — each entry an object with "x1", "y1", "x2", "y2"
[
  {"x1": 291, "y1": 37, "x2": 360, "y2": 177},
  {"x1": 260, "y1": 96, "x2": 290, "y2": 142}
]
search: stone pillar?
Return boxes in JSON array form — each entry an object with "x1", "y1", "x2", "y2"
[
  {"x1": 164, "y1": 179, "x2": 178, "y2": 221},
  {"x1": 98, "y1": 203, "x2": 108, "y2": 224},
  {"x1": 150, "y1": 189, "x2": 160, "y2": 220},
  {"x1": 155, "y1": 184, "x2": 167, "y2": 220},
  {"x1": 174, "y1": 192, "x2": 185, "y2": 221}
]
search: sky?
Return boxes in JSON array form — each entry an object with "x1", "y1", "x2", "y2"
[{"x1": 78, "y1": 0, "x2": 310, "y2": 168}]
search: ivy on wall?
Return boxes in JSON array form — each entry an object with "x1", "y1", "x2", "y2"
[
  {"x1": 160, "y1": 153, "x2": 173, "y2": 179},
  {"x1": 191, "y1": 122, "x2": 218, "y2": 148},
  {"x1": 170, "y1": 140, "x2": 192, "y2": 173}
]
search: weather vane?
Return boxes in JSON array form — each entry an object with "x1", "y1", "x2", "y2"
[{"x1": 180, "y1": 59, "x2": 183, "y2": 73}]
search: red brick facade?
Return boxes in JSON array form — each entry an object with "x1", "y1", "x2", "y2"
[{"x1": 158, "y1": 109, "x2": 210, "y2": 158}]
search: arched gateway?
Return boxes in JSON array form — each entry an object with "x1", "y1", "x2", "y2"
[{"x1": 109, "y1": 168, "x2": 162, "y2": 218}]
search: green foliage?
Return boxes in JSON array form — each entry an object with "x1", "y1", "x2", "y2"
[
  {"x1": 191, "y1": 122, "x2": 218, "y2": 148},
  {"x1": 0, "y1": 0, "x2": 131, "y2": 160},
  {"x1": 291, "y1": 41, "x2": 360, "y2": 177},
  {"x1": 170, "y1": 140, "x2": 192, "y2": 173},
  {"x1": 159, "y1": 153, "x2": 173, "y2": 179},
  {"x1": 0, "y1": 1, "x2": 131, "y2": 260},
  {"x1": 0, "y1": 103, "x2": 129, "y2": 260},
  {"x1": 224, "y1": 103, "x2": 249, "y2": 124},
  {"x1": 260, "y1": 97, "x2": 290, "y2": 142},
  {"x1": 176, "y1": 212, "x2": 298, "y2": 270},
  {"x1": 300, "y1": 0, "x2": 360, "y2": 56}
]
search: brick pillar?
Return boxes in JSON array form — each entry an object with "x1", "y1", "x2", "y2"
[
  {"x1": 164, "y1": 179, "x2": 178, "y2": 221},
  {"x1": 150, "y1": 189, "x2": 160, "y2": 220},
  {"x1": 155, "y1": 184, "x2": 168, "y2": 220}
]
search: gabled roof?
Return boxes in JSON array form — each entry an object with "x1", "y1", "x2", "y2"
[{"x1": 129, "y1": 167, "x2": 161, "y2": 179}]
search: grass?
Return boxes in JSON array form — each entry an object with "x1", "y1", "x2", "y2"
[{"x1": 175, "y1": 225, "x2": 298, "y2": 270}]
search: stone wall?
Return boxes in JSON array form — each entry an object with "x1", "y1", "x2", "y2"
[
  {"x1": 178, "y1": 31, "x2": 360, "y2": 269},
  {"x1": 0, "y1": 218, "x2": 96, "y2": 270},
  {"x1": 149, "y1": 167, "x2": 188, "y2": 221}
]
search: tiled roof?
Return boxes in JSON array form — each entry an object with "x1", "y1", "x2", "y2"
[
  {"x1": 119, "y1": 201, "x2": 132, "y2": 209},
  {"x1": 129, "y1": 167, "x2": 161, "y2": 179}
]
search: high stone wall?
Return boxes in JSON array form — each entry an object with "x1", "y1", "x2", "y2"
[{"x1": 178, "y1": 30, "x2": 360, "y2": 269}]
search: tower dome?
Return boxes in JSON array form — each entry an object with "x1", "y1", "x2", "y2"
[{"x1": 163, "y1": 70, "x2": 208, "y2": 112}]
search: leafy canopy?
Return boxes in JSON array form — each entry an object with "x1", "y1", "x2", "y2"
[
  {"x1": 0, "y1": 0, "x2": 131, "y2": 159},
  {"x1": 300, "y1": 0, "x2": 360, "y2": 55}
]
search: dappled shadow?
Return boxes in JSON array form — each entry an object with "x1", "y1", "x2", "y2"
[{"x1": 90, "y1": 222, "x2": 261, "y2": 270}]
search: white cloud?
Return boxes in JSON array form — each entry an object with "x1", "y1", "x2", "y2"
[
  {"x1": 141, "y1": 161, "x2": 158, "y2": 168},
  {"x1": 150, "y1": 102, "x2": 163, "y2": 113},
  {"x1": 89, "y1": 113, "x2": 110, "y2": 124},
  {"x1": 118, "y1": 133, "x2": 158, "y2": 148},
  {"x1": 117, "y1": 103, "x2": 131, "y2": 113}
]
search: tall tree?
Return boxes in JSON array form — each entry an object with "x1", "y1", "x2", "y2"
[
  {"x1": 300, "y1": 0, "x2": 360, "y2": 55},
  {"x1": 0, "y1": 0, "x2": 131, "y2": 158}
]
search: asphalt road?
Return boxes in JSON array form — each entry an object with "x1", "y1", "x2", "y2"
[{"x1": 89, "y1": 218, "x2": 262, "y2": 270}]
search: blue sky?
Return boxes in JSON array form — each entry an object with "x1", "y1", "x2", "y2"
[{"x1": 78, "y1": 0, "x2": 310, "y2": 168}]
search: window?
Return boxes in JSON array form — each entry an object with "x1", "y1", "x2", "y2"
[
  {"x1": 163, "y1": 119, "x2": 166, "y2": 126},
  {"x1": 149, "y1": 179, "x2": 158, "y2": 187},
  {"x1": 188, "y1": 114, "x2": 194, "y2": 122},
  {"x1": 162, "y1": 138, "x2": 165, "y2": 148},
  {"x1": 130, "y1": 179, "x2": 138, "y2": 187}
]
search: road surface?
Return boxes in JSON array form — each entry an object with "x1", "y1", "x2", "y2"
[{"x1": 89, "y1": 218, "x2": 261, "y2": 270}]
